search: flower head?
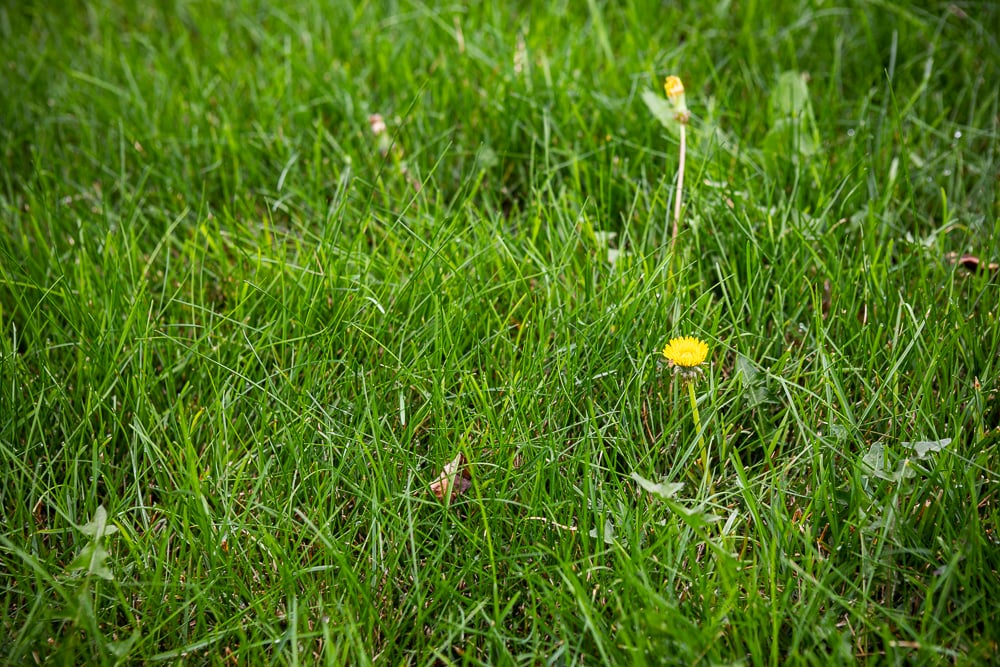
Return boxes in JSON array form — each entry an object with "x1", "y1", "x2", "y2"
[
  {"x1": 664, "y1": 75, "x2": 685, "y2": 99},
  {"x1": 663, "y1": 75, "x2": 690, "y2": 124},
  {"x1": 662, "y1": 336, "x2": 708, "y2": 379}
]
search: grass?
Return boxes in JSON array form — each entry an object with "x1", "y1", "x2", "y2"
[{"x1": 2, "y1": 0, "x2": 999, "y2": 664}]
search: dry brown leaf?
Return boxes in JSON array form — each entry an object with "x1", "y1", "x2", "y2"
[
  {"x1": 945, "y1": 252, "x2": 1000, "y2": 275},
  {"x1": 430, "y1": 452, "x2": 471, "y2": 503}
]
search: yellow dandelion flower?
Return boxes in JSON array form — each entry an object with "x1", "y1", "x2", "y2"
[
  {"x1": 663, "y1": 75, "x2": 685, "y2": 100},
  {"x1": 660, "y1": 335, "x2": 711, "y2": 476},
  {"x1": 663, "y1": 75, "x2": 690, "y2": 124},
  {"x1": 662, "y1": 336, "x2": 708, "y2": 369}
]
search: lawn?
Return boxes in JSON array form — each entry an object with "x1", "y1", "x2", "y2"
[{"x1": 2, "y1": 0, "x2": 999, "y2": 664}]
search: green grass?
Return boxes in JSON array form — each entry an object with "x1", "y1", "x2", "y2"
[{"x1": 2, "y1": 0, "x2": 999, "y2": 664}]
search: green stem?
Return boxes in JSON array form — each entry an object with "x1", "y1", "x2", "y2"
[{"x1": 687, "y1": 379, "x2": 709, "y2": 482}]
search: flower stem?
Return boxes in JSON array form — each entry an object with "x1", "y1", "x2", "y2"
[
  {"x1": 686, "y1": 378, "x2": 708, "y2": 477},
  {"x1": 670, "y1": 123, "x2": 687, "y2": 255}
]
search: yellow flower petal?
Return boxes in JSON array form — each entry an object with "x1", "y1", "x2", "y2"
[
  {"x1": 664, "y1": 75, "x2": 685, "y2": 100},
  {"x1": 662, "y1": 336, "x2": 708, "y2": 368}
]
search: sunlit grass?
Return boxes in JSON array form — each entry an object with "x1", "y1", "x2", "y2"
[{"x1": 1, "y1": 1, "x2": 998, "y2": 664}]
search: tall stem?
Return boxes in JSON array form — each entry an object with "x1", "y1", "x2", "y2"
[
  {"x1": 687, "y1": 378, "x2": 708, "y2": 483},
  {"x1": 670, "y1": 123, "x2": 687, "y2": 254}
]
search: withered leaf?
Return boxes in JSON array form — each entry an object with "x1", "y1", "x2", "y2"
[
  {"x1": 430, "y1": 452, "x2": 471, "y2": 503},
  {"x1": 945, "y1": 252, "x2": 999, "y2": 275}
]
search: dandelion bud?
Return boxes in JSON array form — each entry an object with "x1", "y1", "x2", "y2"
[
  {"x1": 663, "y1": 75, "x2": 690, "y2": 124},
  {"x1": 664, "y1": 75, "x2": 685, "y2": 100}
]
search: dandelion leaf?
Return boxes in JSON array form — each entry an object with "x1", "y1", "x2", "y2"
[
  {"x1": 68, "y1": 541, "x2": 115, "y2": 581},
  {"x1": 79, "y1": 505, "x2": 117, "y2": 540},
  {"x1": 631, "y1": 472, "x2": 684, "y2": 499},
  {"x1": 589, "y1": 518, "x2": 617, "y2": 545},
  {"x1": 902, "y1": 438, "x2": 952, "y2": 458},
  {"x1": 770, "y1": 71, "x2": 812, "y2": 119},
  {"x1": 763, "y1": 71, "x2": 819, "y2": 159},
  {"x1": 735, "y1": 354, "x2": 769, "y2": 408},
  {"x1": 642, "y1": 89, "x2": 681, "y2": 136},
  {"x1": 107, "y1": 629, "x2": 141, "y2": 659},
  {"x1": 861, "y1": 442, "x2": 917, "y2": 482},
  {"x1": 69, "y1": 505, "x2": 118, "y2": 580}
]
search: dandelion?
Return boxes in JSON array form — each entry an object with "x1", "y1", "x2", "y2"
[
  {"x1": 663, "y1": 76, "x2": 690, "y2": 124},
  {"x1": 662, "y1": 335, "x2": 710, "y2": 479},
  {"x1": 662, "y1": 336, "x2": 708, "y2": 378},
  {"x1": 664, "y1": 75, "x2": 684, "y2": 98}
]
